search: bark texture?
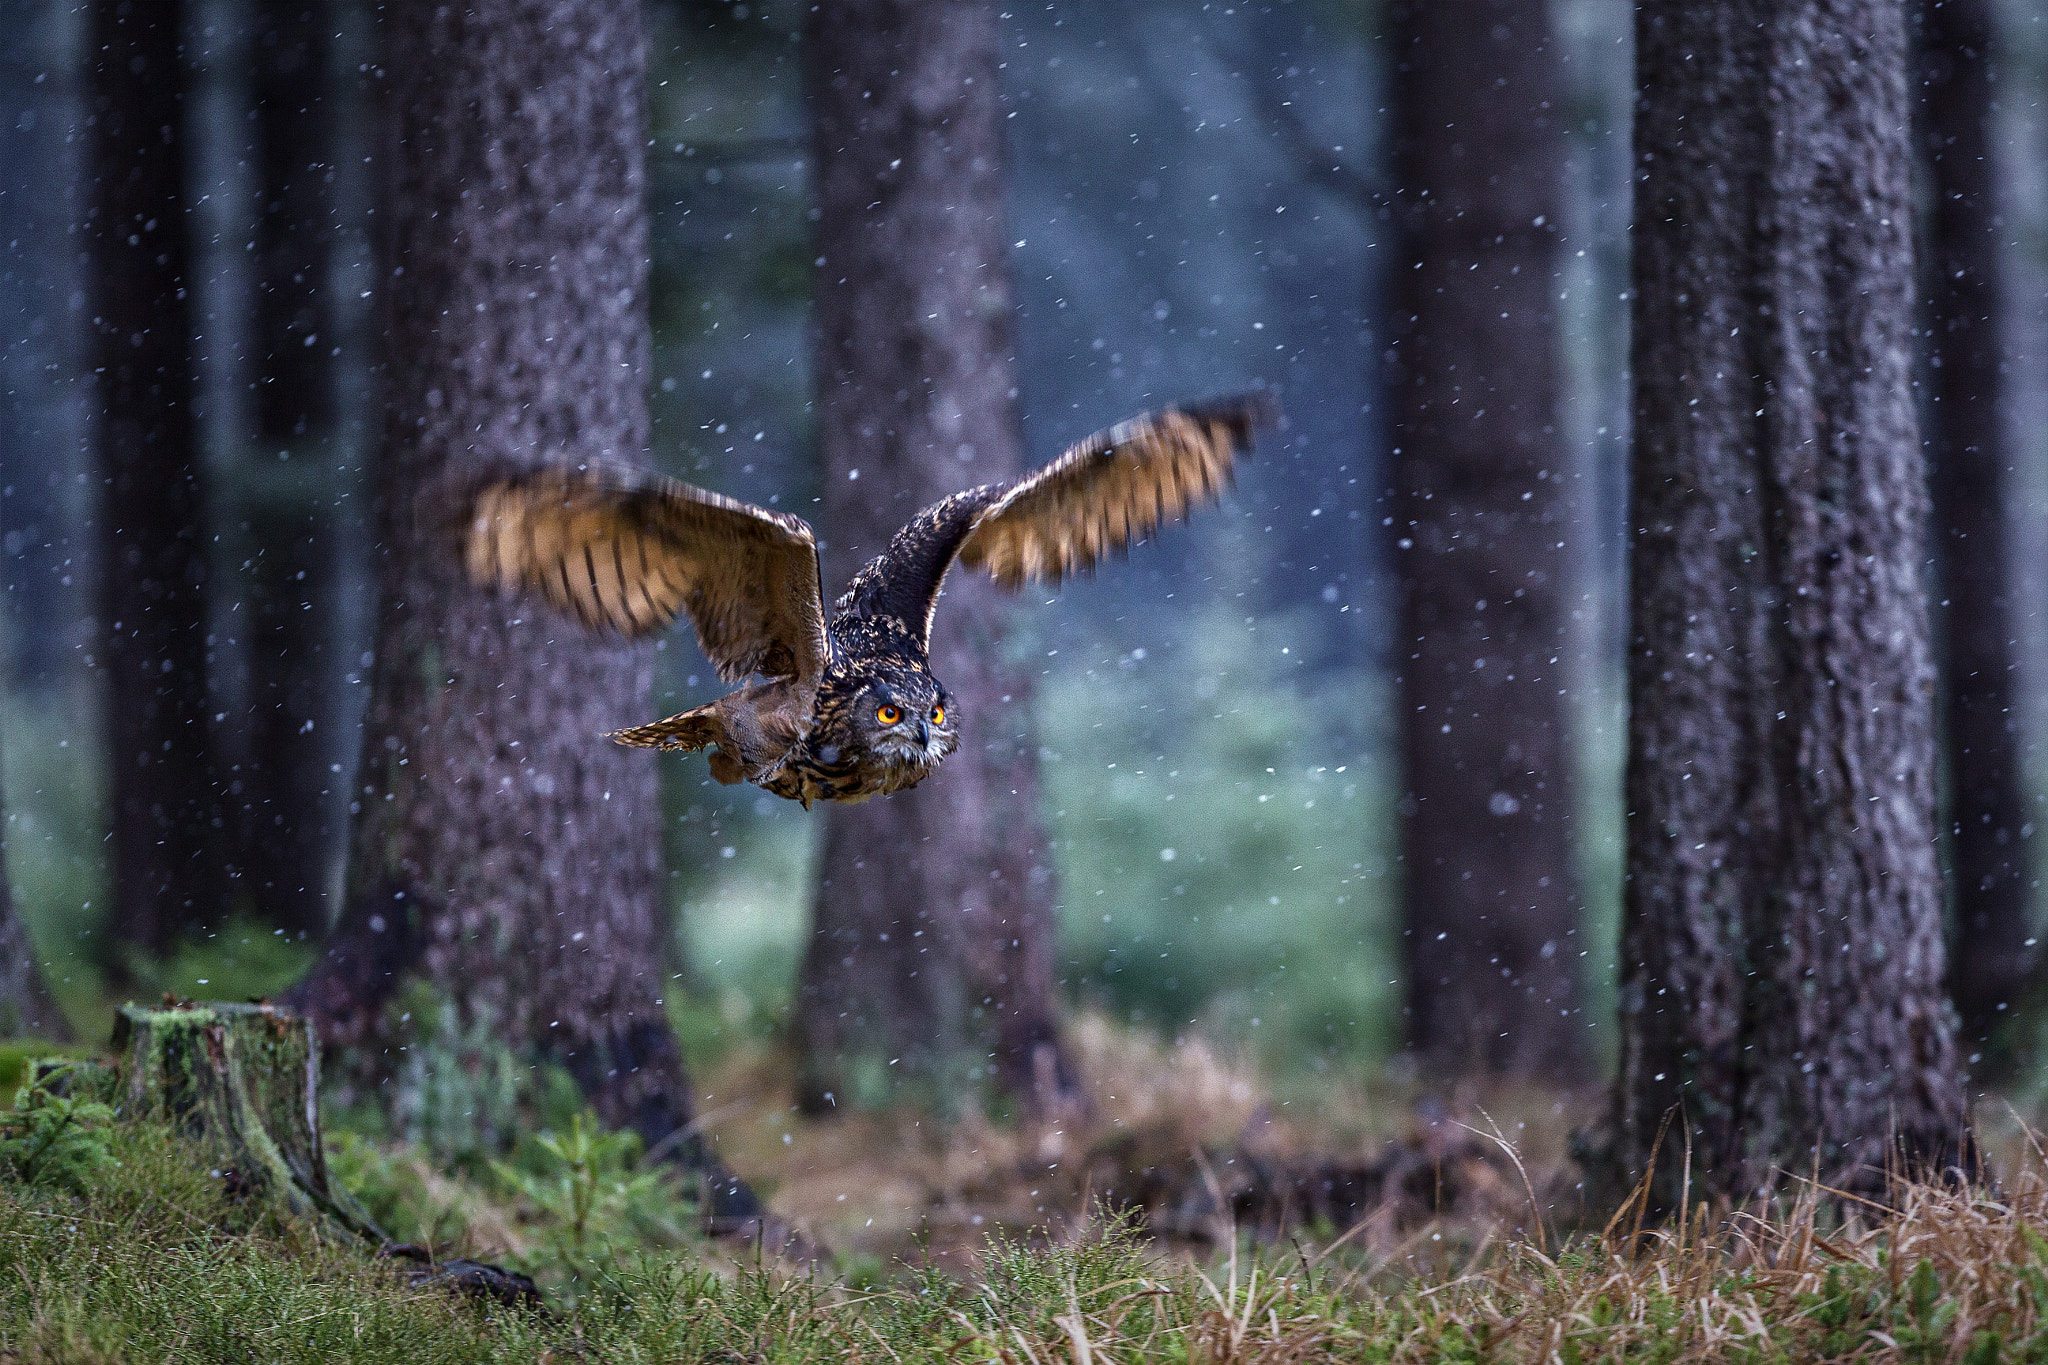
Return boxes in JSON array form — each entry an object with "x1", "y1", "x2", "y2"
[
  {"x1": 1385, "y1": 0, "x2": 1585, "y2": 1079},
  {"x1": 90, "y1": 0, "x2": 223, "y2": 963},
  {"x1": 0, "y1": 5, "x2": 82, "y2": 690},
  {"x1": 795, "y1": 0, "x2": 1065, "y2": 1114},
  {"x1": 235, "y1": 491, "x2": 338, "y2": 935},
  {"x1": 1607, "y1": 0, "x2": 1966, "y2": 1209},
  {"x1": 251, "y1": 0, "x2": 336, "y2": 445},
  {"x1": 235, "y1": 0, "x2": 342, "y2": 934},
  {"x1": 1922, "y1": 0, "x2": 2032, "y2": 1061},
  {"x1": 287, "y1": 1, "x2": 696, "y2": 1158}
]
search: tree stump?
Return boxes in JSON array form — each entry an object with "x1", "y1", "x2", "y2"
[
  {"x1": 101, "y1": 1001, "x2": 541, "y2": 1304},
  {"x1": 109, "y1": 1000, "x2": 384, "y2": 1242}
]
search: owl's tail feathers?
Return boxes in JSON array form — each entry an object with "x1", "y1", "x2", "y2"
[{"x1": 610, "y1": 708, "x2": 751, "y2": 784}]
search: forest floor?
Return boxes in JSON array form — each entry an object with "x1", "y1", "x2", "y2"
[
  {"x1": 686, "y1": 1012, "x2": 1594, "y2": 1275},
  {"x1": 3, "y1": 1016, "x2": 2046, "y2": 1361}
]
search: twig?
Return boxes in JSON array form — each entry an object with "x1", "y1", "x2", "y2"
[{"x1": 1460, "y1": 1109, "x2": 1548, "y2": 1253}]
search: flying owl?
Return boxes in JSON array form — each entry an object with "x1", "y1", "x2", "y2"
[{"x1": 465, "y1": 394, "x2": 1274, "y2": 807}]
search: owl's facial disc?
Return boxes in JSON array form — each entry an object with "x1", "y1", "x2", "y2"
[{"x1": 862, "y1": 680, "x2": 958, "y2": 768}]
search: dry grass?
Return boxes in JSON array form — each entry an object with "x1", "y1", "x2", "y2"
[
  {"x1": 697, "y1": 1012, "x2": 1599, "y2": 1272},
  {"x1": 664, "y1": 1018, "x2": 2048, "y2": 1360},
  {"x1": 739, "y1": 1157, "x2": 2048, "y2": 1363},
  {"x1": 687, "y1": 1011, "x2": 1290, "y2": 1267},
  {"x1": 1387, "y1": 1165, "x2": 2048, "y2": 1363},
  {"x1": 10, "y1": 1026, "x2": 2048, "y2": 1360}
]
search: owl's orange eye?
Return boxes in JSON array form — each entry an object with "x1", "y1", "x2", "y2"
[
  {"x1": 876, "y1": 704, "x2": 902, "y2": 725},
  {"x1": 930, "y1": 705, "x2": 945, "y2": 725}
]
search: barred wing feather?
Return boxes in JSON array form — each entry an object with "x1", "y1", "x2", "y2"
[
  {"x1": 957, "y1": 393, "x2": 1273, "y2": 591},
  {"x1": 465, "y1": 465, "x2": 830, "y2": 688}
]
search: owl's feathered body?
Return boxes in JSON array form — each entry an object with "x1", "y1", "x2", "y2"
[
  {"x1": 467, "y1": 395, "x2": 1274, "y2": 806},
  {"x1": 615, "y1": 614, "x2": 957, "y2": 805}
]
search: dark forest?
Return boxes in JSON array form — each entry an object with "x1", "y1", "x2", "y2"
[{"x1": 1, "y1": 0, "x2": 2046, "y2": 1358}]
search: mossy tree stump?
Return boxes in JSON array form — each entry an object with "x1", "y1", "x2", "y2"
[
  {"x1": 110, "y1": 1001, "x2": 384, "y2": 1243},
  {"x1": 18, "y1": 1002, "x2": 541, "y2": 1306}
]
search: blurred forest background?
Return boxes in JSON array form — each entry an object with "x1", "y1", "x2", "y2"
[{"x1": 2, "y1": 0, "x2": 2047, "y2": 1254}]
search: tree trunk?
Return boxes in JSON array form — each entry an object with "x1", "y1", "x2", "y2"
[
  {"x1": 285, "y1": 0, "x2": 704, "y2": 1176},
  {"x1": 1922, "y1": 0, "x2": 2031, "y2": 1065},
  {"x1": 234, "y1": 0, "x2": 342, "y2": 937},
  {"x1": 1385, "y1": 0, "x2": 1585, "y2": 1080},
  {"x1": 0, "y1": 774, "x2": 68, "y2": 1038},
  {"x1": 251, "y1": 0, "x2": 336, "y2": 447},
  {"x1": 795, "y1": 0, "x2": 1067, "y2": 1115},
  {"x1": 90, "y1": 0, "x2": 222, "y2": 966},
  {"x1": 234, "y1": 490, "x2": 339, "y2": 936},
  {"x1": 1604, "y1": 0, "x2": 1966, "y2": 1210},
  {"x1": 0, "y1": 4, "x2": 85, "y2": 693}
]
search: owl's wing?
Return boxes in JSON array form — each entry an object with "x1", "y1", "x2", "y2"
[
  {"x1": 833, "y1": 394, "x2": 1273, "y2": 652},
  {"x1": 465, "y1": 464, "x2": 831, "y2": 689},
  {"x1": 957, "y1": 392, "x2": 1274, "y2": 591}
]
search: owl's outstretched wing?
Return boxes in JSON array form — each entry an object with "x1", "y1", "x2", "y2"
[
  {"x1": 833, "y1": 393, "x2": 1274, "y2": 651},
  {"x1": 957, "y1": 392, "x2": 1274, "y2": 592},
  {"x1": 466, "y1": 464, "x2": 831, "y2": 689}
]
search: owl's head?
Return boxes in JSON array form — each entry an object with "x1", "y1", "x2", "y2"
[{"x1": 843, "y1": 672, "x2": 959, "y2": 774}]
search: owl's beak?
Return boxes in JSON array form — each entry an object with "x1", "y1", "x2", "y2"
[{"x1": 915, "y1": 719, "x2": 930, "y2": 747}]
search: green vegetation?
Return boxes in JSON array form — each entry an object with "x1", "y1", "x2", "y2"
[
  {"x1": 0, "y1": 1061, "x2": 116, "y2": 1193},
  {"x1": 131, "y1": 918, "x2": 316, "y2": 1007},
  {"x1": 486, "y1": 1113, "x2": 703, "y2": 1300},
  {"x1": 0, "y1": 1038, "x2": 88, "y2": 1098},
  {"x1": 328, "y1": 1110, "x2": 703, "y2": 1309},
  {"x1": 1, "y1": 689, "x2": 112, "y2": 1034},
  {"x1": 1040, "y1": 603, "x2": 1396, "y2": 1072},
  {"x1": 4, "y1": 1063, "x2": 2048, "y2": 1361}
]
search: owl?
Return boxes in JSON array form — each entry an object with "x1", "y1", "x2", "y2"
[{"x1": 465, "y1": 394, "x2": 1274, "y2": 807}]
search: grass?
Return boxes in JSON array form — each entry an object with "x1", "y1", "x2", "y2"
[
  {"x1": 5, "y1": 1032, "x2": 2048, "y2": 1362},
  {"x1": 8, "y1": 1107, "x2": 2048, "y2": 1362}
]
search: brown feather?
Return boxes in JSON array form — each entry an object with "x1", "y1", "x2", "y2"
[
  {"x1": 610, "y1": 705, "x2": 724, "y2": 752},
  {"x1": 465, "y1": 465, "x2": 831, "y2": 689},
  {"x1": 957, "y1": 393, "x2": 1273, "y2": 592}
]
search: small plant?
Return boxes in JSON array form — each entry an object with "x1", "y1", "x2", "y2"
[
  {"x1": 492, "y1": 1112, "x2": 699, "y2": 1300},
  {"x1": 0, "y1": 1062, "x2": 117, "y2": 1193}
]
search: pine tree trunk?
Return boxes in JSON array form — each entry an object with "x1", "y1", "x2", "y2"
[
  {"x1": 795, "y1": 0, "x2": 1067, "y2": 1115},
  {"x1": 251, "y1": 0, "x2": 335, "y2": 446},
  {"x1": 1605, "y1": 0, "x2": 1966, "y2": 1209},
  {"x1": 235, "y1": 0, "x2": 342, "y2": 936},
  {"x1": 0, "y1": 4, "x2": 84, "y2": 692},
  {"x1": 235, "y1": 491, "x2": 338, "y2": 935},
  {"x1": 287, "y1": 0, "x2": 702, "y2": 1169},
  {"x1": 1922, "y1": 0, "x2": 2031, "y2": 1064},
  {"x1": 1385, "y1": 0, "x2": 1585, "y2": 1080},
  {"x1": 90, "y1": 0, "x2": 222, "y2": 965}
]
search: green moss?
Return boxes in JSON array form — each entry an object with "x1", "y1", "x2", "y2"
[{"x1": 111, "y1": 1002, "x2": 387, "y2": 1245}]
